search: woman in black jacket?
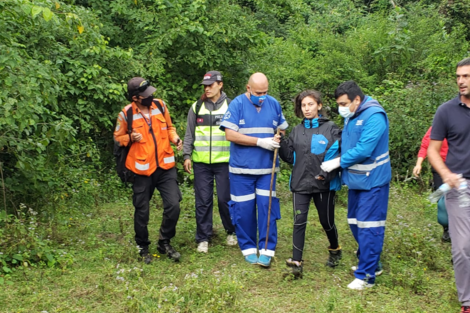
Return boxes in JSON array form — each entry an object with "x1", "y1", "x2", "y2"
[{"x1": 279, "y1": 90, "x2": 342, "y2": 277}]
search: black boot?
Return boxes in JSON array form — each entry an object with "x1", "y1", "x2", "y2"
[
  {"x1": 157, "y1": 240, "x2": 181, "y2": 261},
  {"x1": 441, "y1": 227, "x2": 450, "y2": 242},
  {"x1": 326, "y1": 246, "x2": 342, "y2": 268},
  {"x1": 286, "y1": 258, "x2": 303, "y2": 279},
  {"x1": 139, "y1": 247, "x2": 153, "y2": 264}
]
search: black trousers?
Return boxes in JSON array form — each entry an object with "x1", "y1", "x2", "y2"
[
  {"x1": 132, "y1": 167, "x2": 181, "y2": 248},
  {"x1": 292, "y1": 191, "x2": 338, "y2": 261},
  {"x1": 193, "y1": 162, "x2": 235, "y2": 243}
]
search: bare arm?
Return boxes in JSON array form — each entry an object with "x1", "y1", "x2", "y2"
[
  {"x1": 412, "y1": 157, "x2": 425, "y2": 177},
  {"x1": 225, "y1": 128, "x2": 258, "y2": 146},
  {"x1": 428, "y1": 140, "x2": 460, "y2": 188}
]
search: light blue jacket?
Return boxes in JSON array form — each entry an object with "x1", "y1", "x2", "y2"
[{"x1": 340, "y1": 96, "x2": 391, "y2": 190}]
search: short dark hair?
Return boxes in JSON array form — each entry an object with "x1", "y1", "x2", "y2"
[
  {"x1": 334, "y1": 80, "x2": 364, "y2": 102},
  {"x1": 294, "y1": 90, "x2": 324, "y2": 118},
  {"x1": 457, "y1": 57, "x2": 470, "y2": 68}
]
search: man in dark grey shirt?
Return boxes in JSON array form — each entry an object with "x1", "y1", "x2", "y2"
[{"x1": 429, "y1": 57, "x2": 470, "y2": 313}]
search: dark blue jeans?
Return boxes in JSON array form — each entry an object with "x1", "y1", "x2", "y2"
[{"x1": 193, "y1": 162, "x2": 234, "y2": 243}]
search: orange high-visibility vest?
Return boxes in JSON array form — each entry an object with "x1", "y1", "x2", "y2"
[{"x1": 114, "y1": 99, "x2": 178, "y2": 176}]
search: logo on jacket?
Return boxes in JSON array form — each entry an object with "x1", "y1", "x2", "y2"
[
  {"x1": 356, "y1": 120, "x2": 363, "y2": 126},
  {"x1": 224, "y1": 112, "x2": 231, "y2": 120},
  {"x1": 197, "y1": 118, "x2": 204, "y2": 123},
  {"x1": 239, "y1": 119, "x2": 245, "y2": 125},
  {"x1": 273, "y1": 120, "x2": 278, "y2": 126}
]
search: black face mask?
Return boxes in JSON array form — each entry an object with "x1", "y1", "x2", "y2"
[{"x1": 141, "y1": 96, "x2": 154, "y2": 107}]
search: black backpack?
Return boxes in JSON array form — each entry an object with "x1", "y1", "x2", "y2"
[
  {"x1": 114, "y1": 100, "x2": 166, "y2": 184},
  {"x1": 114, "y1": 106, "x2": 135, "y2": 184}
]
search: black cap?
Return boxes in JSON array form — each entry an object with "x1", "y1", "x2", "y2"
[
  {"x1": 127, "y1": 77, "x2": 157, "y2": 98},
  {"x1": 200, "y1": 71, "x2": 223, "y2": 85}
]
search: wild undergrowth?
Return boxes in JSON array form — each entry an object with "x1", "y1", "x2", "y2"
[{"x1": 0, "y1": 180, "x2": 458, "y2": 312}]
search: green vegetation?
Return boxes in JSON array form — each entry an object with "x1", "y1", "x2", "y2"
[
  {"x1": 1, "y1": 0, "x2": 469, "y2": 311},
  {"x1": 0, "y1": 183, "x2": 458, "y2": 312}
]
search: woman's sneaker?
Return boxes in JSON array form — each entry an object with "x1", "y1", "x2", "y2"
[
  {"x1": 226, "y1": 234, "x2": 238, "y2": 246},
  {"x1": 285, "y1": 258, "x2": 303, "y2": 279},
  {"x1": 197, "y1": 241, "x2": 209, "y2": 253}
]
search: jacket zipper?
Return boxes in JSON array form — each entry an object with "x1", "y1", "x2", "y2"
[
  {"x1": 148, "y1": 111, "x2": 159, "y2": 168},
  {"x1": 209, "y1": 110, "x2": 212, "y2": 164}
]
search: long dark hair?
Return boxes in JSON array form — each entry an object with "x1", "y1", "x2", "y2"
[{"x1": 294, "y1": 90, "x2": 325, "y2": 118}]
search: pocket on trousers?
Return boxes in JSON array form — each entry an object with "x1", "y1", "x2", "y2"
[
  {"x1": 228, "y1": 200, "x2": 238, "y2": 226},
  {"x1": 271, "y1": 197, "x2": 281, "y2": 220},
  {"x1": 364, "y1": 227, "x2": 385, "y2": 255},
  {"x1": 132, "y1": 181, "x2": 147, "y2": 208}
]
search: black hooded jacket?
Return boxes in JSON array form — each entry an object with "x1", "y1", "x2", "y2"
[{"x1": 279, "y1": 117, "x2": 342, "y2": 194}]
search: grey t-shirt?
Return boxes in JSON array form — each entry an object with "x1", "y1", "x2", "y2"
[{"x1": 431, "y1": 95, "x2": 470, "y2": 179}]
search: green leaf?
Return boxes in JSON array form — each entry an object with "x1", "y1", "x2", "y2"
[
  {"x1": 45, "y1": 253, "x2": 54, "y2": 262},
  {"x1": 42, "y1": 8, "x2": 53, "y2": 22},
  {"x1": 31, "y1": 6, "x2": 42, "y2": 18},
  {"x1": 13, "y1": 254, "x2": 23, "y2": 261},
  {"x1": 2, "y1": 266, "x2": 12, "y2": 273}
]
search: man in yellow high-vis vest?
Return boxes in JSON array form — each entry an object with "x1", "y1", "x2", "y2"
[{"x1": 183, "y1": 71, "x2": 236, "y2": 253}]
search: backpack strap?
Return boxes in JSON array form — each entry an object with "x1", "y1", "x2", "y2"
[
  {"x1": 152, "y1": 99, "x2": 173, "y2": 125},
  {"x1": 194, "y1": 99, "x2": 204, "y2": 118},
  {"x1": 126, "y1": 106, "x2": 134, "y2": 143}
]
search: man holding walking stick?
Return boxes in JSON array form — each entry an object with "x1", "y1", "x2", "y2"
[{"x1": 220, "y1": 73, "x2": 288, "y2": 267}]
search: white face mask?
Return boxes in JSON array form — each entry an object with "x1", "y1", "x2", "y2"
[{"x1": 338, "y1": 106, "x2": 355, "y2": 119}]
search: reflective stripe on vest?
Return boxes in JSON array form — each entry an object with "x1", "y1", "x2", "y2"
[{"x1": 192, "y1": 100, "x2": 230, "y2": 163}]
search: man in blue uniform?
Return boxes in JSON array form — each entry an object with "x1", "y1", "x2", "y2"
[
  {"x1": 220, "y1": 72, "x2": 288, "y2": 267},
  {"x1": 322, "y1": 80, "x2": 391, "y2": 290}
]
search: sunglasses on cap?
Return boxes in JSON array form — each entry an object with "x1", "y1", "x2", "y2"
[{"x1": 136, "y1": 80, "x2": 150, "y2": 93}]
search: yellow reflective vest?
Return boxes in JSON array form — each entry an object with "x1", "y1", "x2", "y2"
[{"x1": 192, "y1": 99, "x2": 230, "y2": 163}]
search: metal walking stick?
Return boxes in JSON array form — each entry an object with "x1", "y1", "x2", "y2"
[{"x1": 264, "y1": 128, "x2": 280, "y2": 251}]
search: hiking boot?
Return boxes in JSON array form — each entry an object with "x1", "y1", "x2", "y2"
[
  {"x1": 226, "y1": 234, "x2": 238, "y2": 246},
  {"x1": 347, "y1": 278, "x2": 374, "y2": 290},
  {"x1": 258, "y1": 255, "x2": 272, "y2": 267},
  {"x1": 351, "y1": 261, "x2": 383, "y2": 276},
  {"x1": 461, "y1": 306, "x2": 470, "y2": 313},
  {"x1": 326, "y1": 246, "x2": 342, "y2": 268},
  {"x1": 139, "y1": 248, "x2": 152, "y2": 264},
  {"x1": 285, "y1": 258, "x2": 303, "y2": 279},
  {"x1": 244, "y1": 254, "x2": 258, "y2": 264},
  {"x1": 442, "y1": 228, "x2": 451, "y2": 242},
  {"x1": 157, "y1": 241, "x2": 181, "y2": 261},
  {"x1": 197, "y1": 241, "x2": 208, "y2": 253}
]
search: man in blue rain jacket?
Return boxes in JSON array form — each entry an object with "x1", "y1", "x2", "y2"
[{"x1": 321, "y1": 80, "x2": 391, "y2": 290}]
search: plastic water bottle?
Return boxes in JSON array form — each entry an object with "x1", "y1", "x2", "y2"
[
  {"x1": 428, "y1": 183, "x2": 451, "y2": 203},
  {"x1": 458, "y1": 179, "x2": 470, "y2": 208}
]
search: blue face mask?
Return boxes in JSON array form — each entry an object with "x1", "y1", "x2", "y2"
[{"x1": 250, "y1": 93, "x2": 267, "y2": 106}]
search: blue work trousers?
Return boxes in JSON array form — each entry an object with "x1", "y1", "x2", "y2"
[
  {"x1": 348, "y1": 183, "x2": 389, "y2": 284},
  {"x1": 228, "y1": 173, "x2": 280, "y2": 257}
]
